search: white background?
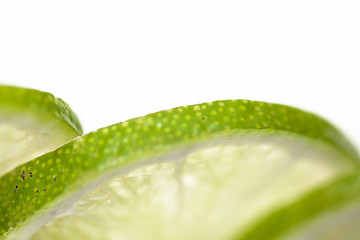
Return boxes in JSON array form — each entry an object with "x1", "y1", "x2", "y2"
[{"x1": 0, "y1": 1, "x2": 359, "y2": 150}]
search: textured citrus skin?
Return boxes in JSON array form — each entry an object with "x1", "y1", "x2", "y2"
[
  {"x1": 0, "y1": 99, "x2": 358, "y2": 238},
  {"x1": 0, "y1": 85, "x2": 83, "y2": 135}
]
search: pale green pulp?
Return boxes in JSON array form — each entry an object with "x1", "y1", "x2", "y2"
[
  {"x1": 0, "y1": 113, "x2": 79, "y2": 177},
  {"x1": 27, "y1": 135, "x2": 352, "y2": 240},
  {"x1": 281, "y1": 203, "x2": 360, "y2": 240}
]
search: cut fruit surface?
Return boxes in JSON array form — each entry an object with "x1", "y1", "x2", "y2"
[
  {"x1": 0, "y1": 99, "x2": 358, "y2": 240},
  {"x1": 282, "y1": 202, "x2": 360, "y2": 240},
  {"x1": 239, "y1": 172, "x2": 360, "y2": 240},
  {"x1": 0, "y1": 85, "x2": 83, "y2": 177},
  {"x1": 28, "y1": 135, "x2": 356, "y2": 240}
]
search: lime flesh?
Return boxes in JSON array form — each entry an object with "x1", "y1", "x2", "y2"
[
  {"x1": 0, "y1": 112, "x2": 80, "y2": 177},
  {"x1": 0, "y1": 85, "x2": 82, "y2": 177},
  {"x1": 23, "y1": 135, "x2": 353, "y2": 240},
  {"x1": 282, "y1": 203, "x2": 360, "y2": 240},
  {"x1": 1, "y1": 99, "x2": 358, "y2": 240}
]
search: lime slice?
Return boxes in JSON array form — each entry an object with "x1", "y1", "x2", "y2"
[
  {"x1": 239, "y1": 173, "x2": 360, "y2": 240},
  {"x1": 0, "y1": 99, "x2": 358, "y2": 239},
  {"x1": 0, "y1": 85, "x2": 82, "y2": 177}
]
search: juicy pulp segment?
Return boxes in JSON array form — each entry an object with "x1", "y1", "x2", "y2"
[
  {"x1": 0, "y1": 85, "x2": 82, "y2": 177},
  {"x1": 27, "y1": 135, "x2": 353, "y2": 240},
  {"x1": 1, "y1": 99, "x2": 358, "y2": 239},
  {"x1": 238, "y1": 172, "x2": 360, "y2": 240},
  {"x1": 0, "y1": 112, "x2": 80, "y2": 177},
  {"x1": 283, "y1": 203, "x2": 360, "y2": 240}
]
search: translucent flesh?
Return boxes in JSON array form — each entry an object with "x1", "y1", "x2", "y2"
[
  {"x1": 0, "y1": 113, "x2": 79, "y2": 177},
  {"x1": 281, "y1": 203, "x2": 360, "y2": 240},
  {"x1": 28, "y1": 136, "x2": 351, "y2": 240}
]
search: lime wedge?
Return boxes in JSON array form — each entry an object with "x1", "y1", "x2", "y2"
[
  {"x1": 0, "y1": 99, "x2": 358, "y2": 239},
  {"x1": 0, "y1": 85, "x2": 82, "y2": 177}
]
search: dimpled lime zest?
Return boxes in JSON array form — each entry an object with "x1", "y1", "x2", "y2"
[
  {"x1": 0, "y1": 85, "x2": 83, "y2": 135},
  {"x1": 0, "y1": 99, "x2": 358, "y2": 237},
  {"x1": 237, "y1": 173, "x2": 360, "y2": 240}
]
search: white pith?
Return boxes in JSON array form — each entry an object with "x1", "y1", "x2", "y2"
[{"x1": 13, "y1": 135, "x2": 352, "y2": 240}]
